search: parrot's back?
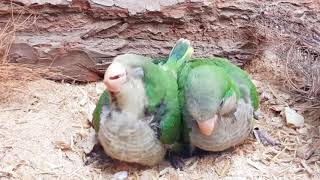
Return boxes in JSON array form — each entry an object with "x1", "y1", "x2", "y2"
[{"x1": 160, "y1": 57, "x2": 258, "y2": 112}]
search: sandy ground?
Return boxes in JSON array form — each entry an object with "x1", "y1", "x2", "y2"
[{"x1": 0, "y1": 59, "x2": 320, "y2": 179}]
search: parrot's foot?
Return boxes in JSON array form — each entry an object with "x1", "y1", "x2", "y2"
[
  {"x1": 166, "y1": 152, "x2": 185, "y2": 170},
  {"x1": 84, "y1": 143, "x2": 111, "y2": 166},
  {"x1": 191, "y1": 147, "x2": 211, "y2": 158},
  {"x1": 253, "y1": 127, "x2": 280, "y2": 146}
]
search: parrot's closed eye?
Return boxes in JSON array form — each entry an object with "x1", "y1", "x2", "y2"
[
  {"x1": 219, "y1": 99, "x2": 224, "y2": 108},
  {"x1": 132, "y1": 67, "x2": 144, "y2": 78}
]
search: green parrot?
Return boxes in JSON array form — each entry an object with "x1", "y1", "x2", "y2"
[
  {"x1": 91, "y1": 39, "x2": 193, "y2": 166},
  {"x1": 178, "y1": 57, "x2": 259, "y2": 153}
]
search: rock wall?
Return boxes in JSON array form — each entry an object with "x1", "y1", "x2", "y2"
[{"x1": 1, "y1": 0, "x2": 319, "y2": 82}]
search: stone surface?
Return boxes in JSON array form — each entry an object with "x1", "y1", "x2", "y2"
[
  {"x1": 284, "y1": 107, "x2": 305, "y2": 128},
  {"x1": 1, "y1": 0, "x2": 319, "y2": 82}
]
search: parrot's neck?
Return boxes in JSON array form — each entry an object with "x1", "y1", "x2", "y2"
[{"x1": 115, "y1": 77, "x2": 147, "y2": 119}]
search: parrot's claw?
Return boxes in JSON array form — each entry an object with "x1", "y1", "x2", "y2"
[
  {"x1": 253, "y1": 127, "x2": 280, "y2": 146},
  {"x1": 84, "y1": 143, "x2": 111, "y2": 166},
  {"x1": 166, "y1": 153, "x2": 185, "y2": 170}
]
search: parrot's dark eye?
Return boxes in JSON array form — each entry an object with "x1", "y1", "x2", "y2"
[{"x1": 219, "y1": 99, "x2": 224, "y2": 107}]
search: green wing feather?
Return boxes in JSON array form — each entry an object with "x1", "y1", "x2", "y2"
[
  {"x1": 134, "y1": 59, "x2": 182, "y2": 145},
  {"x1": 164, "y1": 38, "x2": 193, "y2": 73},
  {"x1": 158, "y1": 78, "x2": 181, "y2": 144},
  {"x1": 92, "y1": 90, "x2": 110, "y2": 133},
  {"x1": 146, "y1": 38, "x2": 193, "y2": 145},
  {"x1": 142, "y1": 62, "x2": 166, "y2": 112}
]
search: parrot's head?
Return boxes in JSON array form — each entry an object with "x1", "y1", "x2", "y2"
[
  {"x1": 103, "y1": 56, "x2": 146, "y2": 94},
  {"x1": 185, "y1": 74, "x2": 221, "y2": 136},
  {"x1": 103, "y1": 54, "x2": 149, "y2": 117}
]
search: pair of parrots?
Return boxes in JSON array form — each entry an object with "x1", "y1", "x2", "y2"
[{"x1": 91, "y1": 39, "x2": 259, "y2": 167}]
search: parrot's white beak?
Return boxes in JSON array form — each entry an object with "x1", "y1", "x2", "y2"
[
  {"x1": 104, "y1": 62, "x2": 127, "y2": 93},
  {"x1": 197, "y1": 114, "x2": 218, "y2": 136}
]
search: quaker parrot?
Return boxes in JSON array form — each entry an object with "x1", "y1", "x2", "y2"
[
  {"x1": 90, "y1": 39, "x2": 193, "y2": 166},
  {"x1": 178, "y1": 57, "x2": 259, "y2": 153}
]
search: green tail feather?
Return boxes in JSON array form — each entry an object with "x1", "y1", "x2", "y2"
[{"x1": 164, "y1": 38, "x2": 193, "y2": 72}]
